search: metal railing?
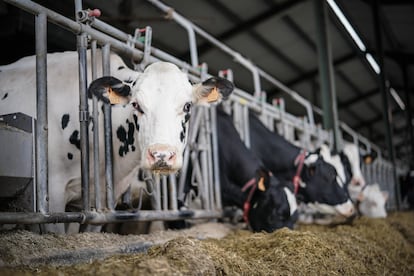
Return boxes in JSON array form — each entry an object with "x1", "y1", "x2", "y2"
[{"x1": 0, "y1": 0, "x2": 404, "y2": 228}]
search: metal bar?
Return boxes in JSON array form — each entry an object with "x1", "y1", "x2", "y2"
[
  {"x1": 168, "y1": 174, "x2": 178, "y2": 210},
  {"x1": 0, "y1": 209, "x2": 223, "y2": 225},
  {"x1": 177, "y1": 107, "x2": 203, "y2": 200},
  {"x1": 75, "y1": 0, "x2": 90, "y2": 211},
  {"x1": 372, "y1": 0, "x2": 400, "y2": 209},
  {"x1": 210, "y1": 106, "x2": 222, "y2": 210},
  {"x1": 199, "y1": 107, "x2": 210, "y2": 210},
  {"x1": 162, "y1": 175, "x2": 168, "y2": 210},
  {"x1": 35, "y1": 12, "x2": 48, "y2": 214},
  {"x1": 313, "y1": 0, "x2": 340, "y2": 152},
  {"x1": 91, "y1": 40, "x2": 101, "y2": 210},
  {"x1": 102, "y1": 44, "x2": 115, "y2": 210}
]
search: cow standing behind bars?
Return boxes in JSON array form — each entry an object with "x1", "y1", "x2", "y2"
[{"x1": 0, "y1": 50, "x2": 233, "y2": 233}]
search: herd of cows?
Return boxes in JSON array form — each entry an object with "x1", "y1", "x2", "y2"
[{"x1": 0, "y1": 50, "x2": 413, "y2": 234}]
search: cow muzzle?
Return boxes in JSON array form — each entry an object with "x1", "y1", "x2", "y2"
[
  {"x1": 146, "y1": 144, "x2": 178, "y2": 173},
  {"x1": 334, "y1": 199, "x2": 355, "y2": 217}
]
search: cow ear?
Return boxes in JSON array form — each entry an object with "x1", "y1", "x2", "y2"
[
  {"x1": 256, "y1": 169, "x2": 271, "y2": 192},
  {"x1": 88, "y1": 76, "x2": 131, "y2": 105},
  {"x1": 192, "y1": 77, "x2": 234, "y2": 105},
  {"x1": 362, "y1": 152, "x2": 377, "y2": 164}
]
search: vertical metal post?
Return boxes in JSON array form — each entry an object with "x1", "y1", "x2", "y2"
[
  {"x1": 35, "y1": 12, "x2": 49, "y2": 214},
  {"x1": 168, "y1": 174, "x2": 178, "y2": 210},
  {"x1": 372, "y1": 0, "x2": 400, "y2": 209},
  {"x1": 91, "y1": 40, "x2": 101, "y2": 210},
  {"x1": 102, "y1": 44, "x2": 115, "y2": 210},
  {"x1": 402, "y1": 64, "x2": 414, "y2": 169},
  {"x1": 75, "y1": 0, "x2": 90, "y2": 211},
  {"x1": 210, "y1": 106, "x2": 222, "y2": 210},
  {"x1": 313, "y1": 0, "x2": 340, "y2": 152}
]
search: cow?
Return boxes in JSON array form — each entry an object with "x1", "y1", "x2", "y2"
[
  {"x1": 319, "y1": 143, "x2": 388, "y2": 218},
  {"x1": 217, "y1": 107, "x2": 298, "y2": 232},
  {"x1": 247, "y1": 112, "x2": 355, "y2": 221},
  {"x1": 0, "y1": 50, "x2": 233, "y2": 233}
]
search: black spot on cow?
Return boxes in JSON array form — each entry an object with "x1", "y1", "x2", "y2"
[
  {"x1": 69, "y1": 130, "x2": 81, "y2": 150},
  {"x1": 67, "y1": 153, "x2": 73, "y2": 160},
  {"x1": 133, "y1": 114, "x2": 140, "y2": 132},
  {"x1": 61, "y1": 114, "x2": 70, "y2": 130},
  {"x1": 180, "y1": 113, "x2": 191, "y2": 143},
  {"x1": 117, "y1": 66, "x2": 125, "y2": 70},
  {"x1": 116, "y1": 119, "x2": 135, "y2": 157},
  {"x1": 1, "y1": 93, "x2": 8, "y2": 100}
]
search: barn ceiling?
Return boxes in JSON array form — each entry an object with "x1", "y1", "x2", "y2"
[{"x1": 0, "y1": 0, "x2": 413, "y2": 166}]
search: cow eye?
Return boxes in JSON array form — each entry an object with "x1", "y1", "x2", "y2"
[
  {"x1": 132, "y1": 101, "x2": 144, "y2": 114},
  {"x1": 183, "y1": 102, "x2": 192, "y2": 113}
]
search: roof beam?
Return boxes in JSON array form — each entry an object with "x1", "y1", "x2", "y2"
[
  {"x1": 338, "y1": 88, "x2": 379, "y2": 109},
  {"x1": 353, "y1": 107, "x2": 401, "y2": 131},
  {"x1": 286, "y1": 52, "x2": 355, "y2": 86},
  {"x1": 188, "y1": 0, "x2": 305, "y2": 58}
]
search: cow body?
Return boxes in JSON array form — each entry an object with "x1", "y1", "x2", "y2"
[
  {"x1": 248, "y1": 113, "x2": 354, "y2": 219},
  {"x1": 217, "y1": 108, "x2": 297, "y2": 232},
  {"x1": 0, "y1": 51, "x2": 233, "y2": 232}
]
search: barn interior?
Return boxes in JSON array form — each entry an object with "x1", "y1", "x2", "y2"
[
  {"x1": 0, "y1": 0, "x2": 413, "y2": 167},
  {"x1": 0, "y1": 1, "x2": 414, "y2": 273}
]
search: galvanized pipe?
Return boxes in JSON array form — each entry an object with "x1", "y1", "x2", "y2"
[
  {"x1": 168, "y1": 174, "x2": 178, "y2": 210},
  {"x1": 101, "y1": 44, "x2": 115, "y2": 210},
  {"x1": 91, "y1": 40, "x2": 101, "y2": 210},
  {"x1": 75, "y1": 0, "x2": 90, "y2": 211},
  {"x1": 0, "y1": 209, "x2": 223, "y2": 225},
  {"x1": 210, "y1": 106, "x2": 222, "y2": 210},
  {"x1": 35, "y1": 12, "x2": 49, "y2": 214}
]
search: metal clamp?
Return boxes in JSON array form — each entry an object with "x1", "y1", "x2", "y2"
[{"x1": 129, "y1": 26, "x2": 152, "y2": 71}]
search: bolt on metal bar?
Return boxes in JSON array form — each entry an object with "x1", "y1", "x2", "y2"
[{"x1": 35, "y1": 12, "x2": 48, "y2": 214}]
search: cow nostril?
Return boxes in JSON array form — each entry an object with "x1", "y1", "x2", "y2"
[{"x1": 169, "y1": 152, "x2": 176, "y2": 161}]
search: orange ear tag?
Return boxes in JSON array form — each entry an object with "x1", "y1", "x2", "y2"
[
  {"x1": 258, "y1": 177, "x2": 266, "y2": 192},
  {"x1": 207, "y1": 87, "x2": 220, "y2": 103},
  {"x1": 108, "y1": 87, "x2": 122, "y2": 104}
]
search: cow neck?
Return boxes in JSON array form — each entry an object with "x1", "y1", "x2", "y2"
[
  {"x1": 293, "y1": 149, "x2": 306, "y2": 195},
  {"x1": 240, "y1": 178, "x2": 257, "y2": 225}
]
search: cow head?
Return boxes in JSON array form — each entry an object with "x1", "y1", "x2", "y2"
[
  {"x1": 299, "y1": 153, "x2": 355, "y2": 218},
  {"x1": 358, "y1": 183, "x2": 388, "y2": 218},
  {"x1": 89, "y1": 61, "x2": 234, "y2": 174},
  {"x1": 248, "y1": 169, "x2": 298, "y2": 232}
]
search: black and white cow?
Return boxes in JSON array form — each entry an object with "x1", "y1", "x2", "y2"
[
  {"x1": 319, "y1": 143, "x2": 388, "y2": 218},
  {"x1": 217, "y1": 107, "x2": 298, "y2": 232},
  {"x1": 248, "y1": 112, "x2": 355, "y2": 220},
  {"x1": 0, "y1": 51, "x2": 233, "y2": 232}
]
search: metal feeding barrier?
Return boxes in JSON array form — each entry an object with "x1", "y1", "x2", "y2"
[{"x1": 0, "y1": 0, "x2": 402, "y2": 228}]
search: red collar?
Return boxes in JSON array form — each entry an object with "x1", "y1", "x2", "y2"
[
  {"x1": 241, "y1": 178, "x2": 257, "y2": 224},
  {"x1": 293, "y1": 150, "x2": 306, "y2": 195}
]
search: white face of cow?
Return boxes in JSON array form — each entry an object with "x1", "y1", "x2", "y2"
[
  {"x1": 358, "y1": 183, "x2": 388, "y2": 218},
  {"x1": 132, "y1": 63, "x2": 193, "y2": 172},
  {"x1": 89, "y1": 61, "x2": 234, "y2": 174},
  {"x1": 342, "y1": 143, "x2": 366, "y2": 187}
]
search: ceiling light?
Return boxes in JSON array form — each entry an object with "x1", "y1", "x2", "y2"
[
  {"x1": 326, "y1": 0, "x2": 366, "y2": 52},
  {"x1": 365, "y1": 53, "x2": 381, "y2": 74},
  {"x1": 389, "y1": 87, "x2": 406, "y2": 110}
]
